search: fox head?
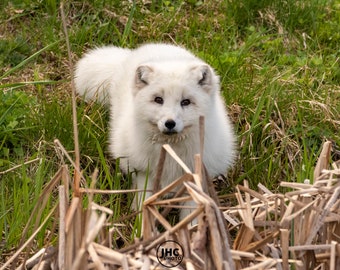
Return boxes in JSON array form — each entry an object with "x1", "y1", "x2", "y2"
[{"x1": 132, "y1": 62, "x2": 220, "y2": 143}]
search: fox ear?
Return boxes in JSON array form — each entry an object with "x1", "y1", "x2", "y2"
[
  {"x1": 198, "y1": 65, "x2": 211, "y2": 86},
  {"x1": 135, "y1": 65, "x2": 153, "y2": 89},
  {"x1": 192, "y1": 65, "x2": 216, "y2": 91}
]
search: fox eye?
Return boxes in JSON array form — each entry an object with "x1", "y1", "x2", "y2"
[
  {"x1": 154, "y1": 96, "x2": 164, "y2": 104},
  {"x1": 181, "y1": 99, "x2": 191, "y2": 106}
]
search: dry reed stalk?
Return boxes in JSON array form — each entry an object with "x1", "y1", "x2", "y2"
[
  {"x1": 280, "y1": 228, "x2": 290, "y2": 270},
  {"x1": 58, "y1": 185, "x2": 66, "y2": 270},
  {"x1": 60, "y1": 2, "x2": 81, "y2": 197},
  {"x1": 314, "y1": 140, "x2": 332, "y2": 181},
  {"x1": 0, "y1": 157, "x2": 41, "y2": 175}
]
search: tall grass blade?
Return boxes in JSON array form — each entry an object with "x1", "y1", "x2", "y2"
[
  {"x1": 0, "y1": 41, "x2": 59, "y2": 80},
  {"x1": 121, "y1": 1, "x2": 136, "y2": 46}
]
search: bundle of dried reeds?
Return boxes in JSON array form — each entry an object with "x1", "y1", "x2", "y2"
[
  {"x1": 225, "y1": 140, "x2": 340, "y2": 269},
  {"x1": 2, "y1": 140, "x2": 339, "y2": 270}
]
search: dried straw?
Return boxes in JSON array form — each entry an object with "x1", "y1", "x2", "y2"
[{"x1": 3, "y1": 139, "x2": 339, "y2": 270}]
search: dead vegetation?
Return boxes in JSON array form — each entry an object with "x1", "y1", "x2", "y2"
[{"x1": 1, "y1": 138, "x2": 339, "y2": 270}]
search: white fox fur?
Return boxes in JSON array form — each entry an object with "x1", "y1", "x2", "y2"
[{"x1": 75, "y1": 43, "x2": 236, "y2": 215}]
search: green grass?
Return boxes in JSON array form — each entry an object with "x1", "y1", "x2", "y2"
[{"x1": 1, "y1": 0, "x2": 339, "y2": 260}]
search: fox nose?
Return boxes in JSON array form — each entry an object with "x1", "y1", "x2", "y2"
[{"x1": 165, "y1": 119, "x2": 176, "y2": 130}]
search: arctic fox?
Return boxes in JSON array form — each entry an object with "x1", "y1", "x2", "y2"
[{"x1": 75, "y1": 43, "x2": 235, "y2": 210}]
